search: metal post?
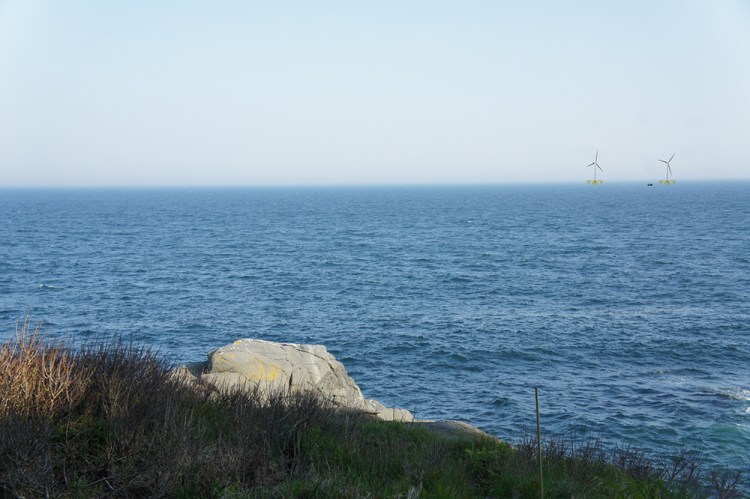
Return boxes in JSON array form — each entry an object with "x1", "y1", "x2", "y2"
[{"x1": 536, "y1": 386, "x2": 544, "y2": 498}]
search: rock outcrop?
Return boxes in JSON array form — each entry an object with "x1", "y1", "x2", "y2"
[{"x1": 174, "y1": 338, "x2": 413, "y2": 422}]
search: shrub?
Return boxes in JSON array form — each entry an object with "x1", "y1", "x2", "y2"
[{"x1": 0, "y1": 320, "x2": 337, "y2": 497}]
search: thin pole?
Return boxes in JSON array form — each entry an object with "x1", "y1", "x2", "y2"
[{"x1": 535, "y1": 386, "x2": 544, "y2": 498}]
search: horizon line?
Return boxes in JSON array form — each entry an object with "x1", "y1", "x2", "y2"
[{"x1": 1, "y1": 178, "x2": 749, "y2": 189}]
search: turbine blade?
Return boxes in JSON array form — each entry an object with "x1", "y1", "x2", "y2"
[
  {"x1": 668, "y1": 165, "x2": 673, "y2": 175},
  {"x1": 659, "y1": 160, "x2": 667, "y2": 164},
  {"x1": 587, "y1": 162, "x2": 596, "y2": 167},
  {"x1": 669, "y1": 153, "x2": 675, "y2": 162},
  {"x1": 597, "y1": 165, "x2": 604, "y2": 172},
  {"x1": 595, "y1": 150, "x2": 599, "y2": 162}
]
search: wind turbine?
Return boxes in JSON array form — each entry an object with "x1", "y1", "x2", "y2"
[
  {"x1": 586, "y1": 150, "x2": 604, "y2": 185},
  {"x1": 658, "y1": 153, "x2": 676, "y2": 185}
]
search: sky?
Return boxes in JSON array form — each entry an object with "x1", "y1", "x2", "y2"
[{"x1": 1, "y1": 0, "x2": 749, "y2": 186}]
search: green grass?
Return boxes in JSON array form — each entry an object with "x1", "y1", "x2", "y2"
[{"x1": 0, "y1": 320, "x2": 742, "y2": 497}]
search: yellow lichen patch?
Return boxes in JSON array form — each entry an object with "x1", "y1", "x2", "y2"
[
  {"x1": 244, "y1": 359, "x2": 284, "y2": 382},
  {"x1": 213, "y1": 352, "x2": 285, "y2": 382}
]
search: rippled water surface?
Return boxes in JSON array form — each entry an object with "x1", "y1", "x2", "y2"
[{"x1": 1, "y1": 184, "x2": 748, "y2": 477}]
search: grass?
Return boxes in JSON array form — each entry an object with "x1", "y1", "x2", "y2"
[{"x1": 0, "y1": 319, "x2": 743, "y2": 498}]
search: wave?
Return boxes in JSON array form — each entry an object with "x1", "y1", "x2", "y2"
[{"x1": 724, "y1": 388, "x2": 750, "y2": 402}]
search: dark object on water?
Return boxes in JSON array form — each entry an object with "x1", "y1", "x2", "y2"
[{"x1": 647, "y1": 183, "x2": 653, "y2": 186}]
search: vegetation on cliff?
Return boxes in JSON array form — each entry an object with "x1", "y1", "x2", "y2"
[{"x1": 0, "y1": 321, "x2": 741, "y2": 497}]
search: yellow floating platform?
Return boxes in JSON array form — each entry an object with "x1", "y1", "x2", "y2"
[
  {"x1": 659, "y1": 179, "x2": 677, "y2": 185},
  {"x1": 586, "y1": 180, "x2": 603, "y2": 185}
]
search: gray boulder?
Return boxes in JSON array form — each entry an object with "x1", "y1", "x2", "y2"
[{"x1": 179, "y1": 339, "x2": 413, "y2": 422}]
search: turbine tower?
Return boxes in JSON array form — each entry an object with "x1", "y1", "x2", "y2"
[
  {"x1": 586, "y1": 150, "x2": 604, "y2": 185},
  {"x1": 658, "y1": 153, "x2": 676, "y2": 185}
]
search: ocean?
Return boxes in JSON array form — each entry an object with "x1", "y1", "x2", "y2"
[{"x1": 1, "y1": 183, "x2": 748, "y2": 478}]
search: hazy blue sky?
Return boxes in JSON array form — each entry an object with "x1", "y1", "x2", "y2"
[{"x1": 1, "y1": 1, "x2": 748, "y2": 186}]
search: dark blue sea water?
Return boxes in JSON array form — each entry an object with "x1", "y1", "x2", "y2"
[{"x1": 1, "y1": 184, "x2": 748, "y2": 478}]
